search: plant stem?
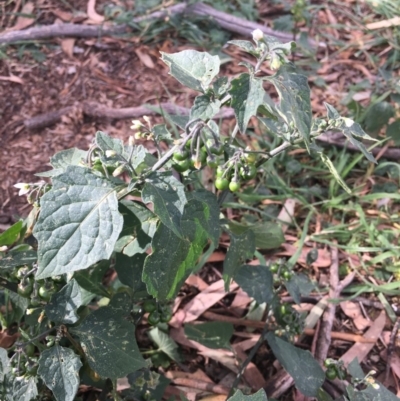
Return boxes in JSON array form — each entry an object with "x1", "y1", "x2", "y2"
[{"x1": 230, "y1": 308, "x2": 271, "y2": 393}]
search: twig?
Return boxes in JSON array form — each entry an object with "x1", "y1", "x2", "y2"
[
  {"x1": 315, "y1": 246, "x2": 356, "y2": 364},
  {"x1": 0, "y1": 2, "x2": 322, "y2": 47},
  {"x1": 385, "y1": 316, "x2": 400, "y2": 383},
  {"x1": 172, "y1": 377, "x2": 230, "y2": 395},
  {"x1": 316, "y1": 131, "x2": 400, "y2": 161},
  {"x1": 202, "y1": 311, "x2": 374, "y2": 343},
  {"x1": 21, "y1": 103, "x2": 400, "y2": 162}
]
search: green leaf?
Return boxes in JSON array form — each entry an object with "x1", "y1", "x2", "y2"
[
  {"x1": 169, "y1": 114, "x2": 190, "y2": 130},
  {"x1": 115, "y1": 201, "x2": 157, "y2": 256},
  {"x1": 45, "y1": 279, "x2": 82, "y2": 324},
  {"x1": 130, "y1": 145, "x2": 157, "y2": 172},
  {"x1": 319, "y1": 152, "x2": 352, "y2": 193},
  {"x1": 0, "y1": 221, "x2": 23, "y2": 247},
  {"x1": 7, "y1": 290, "x2": 29, "y2": 322},
  {"x1": 324, "y1": 102, "x2": 341, "y2": 119},
  {"x1": 108, "y1": 292, "x2": 133, "y2": 317},
  {"x1": 258, "y1": 116, "x2": 290, "y2": 140},
  {"x1": 387, "y1": 120, "x2": 400, "y2": 145},
  {"x1": 229, "y1": 73, "x2": 265, "y2": 133},
  {"x1": 0, "y1": 250, "x2": 37, "y2": 270},
  {"x1": 95, "y1": 131, "x2": 124, "y2": 154},
  {"x1": 228, "y1": 40, "x2": 258, "y2": 55},
  {"x1": 152, "y1": 124, "x2": 173, "y2": 143},
  {"x1": 143, "y1": 194, "x2": 217, "y2": 300},
  {"x1": 38, "y1": 345, "x2": 82, "y2": 401},
  {"x1": 223, "y1": 230, "x2": 255, "y2": 290},
  {"x1": 270, "y1": 66, "x2": 312, "y2": 146},
  {"x1": 184, "y1": 322, "x2": 233, "y2": 349},
  {"x1": 33, "y1": 166, "x2": 123, "y2": 279},
  {"x1": 362, "y1": 381, "x2": 400, "y2": 400},
  {"x1": 161, "y1": 50, "x2": 220, "y2": 93},
  {"x1": 71, "y1": 306, "x2": 146, "y2": 379},
  {"x1": 12, "y1": 375, "x2": 38, "y2": 401},
  {"x1": 266, "y1": 332, "x2": 325, "y2": 397},
  {"x1": 142, "y1": 172, "x2": 187, "y2": 239},
  {"x1": 50, "y1": 148, "x2": 87, "y2": 169},
  {"x1": 364, "y1": 101, "x2": 394, "y2": 134},
  {"x1": 285, "y1": 274, "x2": 315, "y2": 304},
  {"x1": 213, "y1": 76, "x2": 229, "y2": 97},
  {"x1": 188, "y1": 190, "x2": 220, "y2": 247},
  {"x1": 252, "y1": 222, "x2": 284, "y2": 249},
  {"x1": 190, "y1": 94, "x2": 221, "y2": 121},
  {"x1": 148, "y1": 328, "x2": 181, "y2": 362},
  {"x1": 37, "y1": 148, "x2": 87, "y2": 177},
  {"x1": 73, "y1": 260, "x2": 110, "y2": 298},
  {"x1": 115, "y1": 253, "x2": 147, "y2": 296},
  {"x1": 234, "y1": 265, "x2": 274, "y2": 304},
  {"x1": 0, "y1": 347, "x2": 10, "y2": 382},
  {"x1": 228, "y1": 389, "x2": 268, "y2": 401},
  {"x1": 347, "y1": 358, "x2": 364, "y2": 380},
  {"x1": 1, "y1": 372, "x2": 15, "y2": 401}
]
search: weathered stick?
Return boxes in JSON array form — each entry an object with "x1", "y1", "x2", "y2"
[
  {"x1": 0, "y1": 2, "x2": 321, "y2": 47},
  {"x1": 22, "y1": 103, "x2": 400, "y2": 161}
]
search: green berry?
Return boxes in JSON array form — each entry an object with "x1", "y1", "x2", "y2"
[
  {"x1": 25, "y1": 343, "x2": 35, "y2": 357},
  {"x1": 148, "y1": 310, "x2": 161, "y2": 326},
  {"x1": 143, "y1": 300, "x2": 157, "y2": 313},
  {"x1": 215, "y1": 177, "x2": 229, "y2": 190},
  {"x1": 18, "y1": 281, "x2": 33, "y2": 298},
  {"x1": 216, "y1": 166, "x2": 224, "y2": 177},
  {"x1": 207, "y1": 156, "x2": 218, "y2": 168},
  {"x1": 229, "y1": 180, "x2": 240, "y2": 192},
  {"x1": 240, "y1": 164, "x2": 257, "y2": 180},
  {"x1": 244, "y1": 152, "x2": 257, "y2": 164},
  {"x1": 325, "y1": 367, "x2": 337, "y2": 380},
  {"x1": 173, "y1": 149, "x2": 189, "y2": 162},
  {"x1": 38, "y1": 285, "x2": 52, "y2": 301},
  {"x1": 172, "y1": 158, "x2": 190, "y2": 172}
]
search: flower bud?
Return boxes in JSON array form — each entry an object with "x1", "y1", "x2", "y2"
[
  {"x1": 130, "y1": 120, "x2": 143, "y2": 130},
  {"x1": 270, "y1": 55, "x2": 282, "y2": 70},
  {"x1": 105, "y1": 150, "x2": 117, "y2": 158},
  {"x1": 128, "y1": 136, "x2": 135, "y2": 146},
  {"x1": 112, "y1": 165, "x2": 125, "y2": 177},
  {"x1": 252, "y1": 29, "x2": 264, "y2": 42},
  {"x1": 143, "y1": 115, "x2": 151, "y2": 126}
]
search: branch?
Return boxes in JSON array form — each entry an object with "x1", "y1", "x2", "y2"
[
  {"x1": 0, "y1": 2, "x2": 322, "y2": 48},
  {"x1": 22, "y1": 103, "x2": 400, "y2": 162}
]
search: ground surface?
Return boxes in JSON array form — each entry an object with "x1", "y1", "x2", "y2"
[{"x1": 1, "y1": 0, "x2": 400, "y2": 400}]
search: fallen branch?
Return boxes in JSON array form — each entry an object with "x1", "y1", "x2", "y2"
[
  {"x1": 0, "y1": 2, "x2": 321, "y2": 47},
  {"x1": 22, "y1": 103, "x2": 400, "y2": 161}
]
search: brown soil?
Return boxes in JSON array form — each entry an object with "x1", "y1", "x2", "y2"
[{"x1": 1, "y1": 0, "x2": 392, "y2": 223}]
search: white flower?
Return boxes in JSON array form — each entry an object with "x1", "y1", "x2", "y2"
[
  {"x1": 252, "y1": 29, "x2": 264, "y2": 42},
  {"x1": 130, "y1": 120, "x2": 143, "y2": 130},
  {"x1": 14, "y1": 183, "x2": 30, "y2": 196}
]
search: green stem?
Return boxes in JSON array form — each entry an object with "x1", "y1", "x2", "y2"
[{"x1": 230, "y1": 305, "x2": 272, "y2": 393}]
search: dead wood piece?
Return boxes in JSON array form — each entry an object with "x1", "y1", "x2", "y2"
[
  {"x1": 22, "y1": 102, "x2": 400, "y2": 163},
  {"x1": 0, "y1": 2, "x2": 322, "y2": 48},
  {"x1": 0, "y1": 3, "x2": 186, "y2": 44},
  {"x1": 172, "y1": 378, "x2": 230, "y2": 395},
  {"x1": 186, "y1": 3, "x2": 321, "y2": 47},
  {"x1": 81, "y1": 101, "x2": 190, "y2": 120},
  {"x1": 316, "y1": 132, "x2": 400, "y2": 161},
  {"x1": 23, "y1": 106, "x2": 74, "y2": 130},
  {"x1": 263, "y1": 369, "x2": 294, "y2": 399}
]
